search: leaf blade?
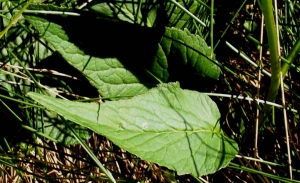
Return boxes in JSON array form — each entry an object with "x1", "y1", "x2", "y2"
[
  {"x1": 28, "y1": 83, "x2": 238, "y2": 176},
  {"x1": 26, "y1": 15, "x2": 155, "y2": 97}
]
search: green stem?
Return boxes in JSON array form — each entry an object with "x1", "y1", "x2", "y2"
[
  {"x1": 281, "y1": 37, "x2": 300, "y2": 76},
  {"x1": 0, "y1": 0, "x2": 34, "y2": 39},
  {"x1": 210, "y1": 0, "x2": 214, "y2": 58},
  {"x1": 257, "y1": 0, "x2": 280, "y2": 125}
]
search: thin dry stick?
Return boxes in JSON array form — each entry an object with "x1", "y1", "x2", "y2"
[
  {"x1": 205, "y1": 93, "x2": 298, "y2": 113},
  {"x1": 0, "y1": 71, "x2": 68, "y2": 100},
  {"x1": 255, "y1": 14, "x2": 264, "y2": 159},
  {"x1": 274, "y1": 0, "x2": 292, "y2": 179},
  {"x1": 252, "y1": 13, "x2": 271, "y2": 183},
  {"x1": 0, "y1": 62, "x2": 80, "y2": 80}
]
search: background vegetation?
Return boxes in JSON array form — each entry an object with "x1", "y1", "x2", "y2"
[{"x1": 0, "y1": 0, "x2": 300, "y2": 182}]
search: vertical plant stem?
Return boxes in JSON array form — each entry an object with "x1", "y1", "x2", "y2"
[
  {"x1": 210, "y1": 0, "x2": 214, "y2": 58},
  {"x1": 257, "y1": 0, "x2": 280, "y2": 128},
  {"x1": 274, "y1": 0, "x2": 292, "y2": 179},
  {"x1": 255, "y1": 14, "x2": 264, "y2": 159},
  {"x1": 134, "y1": 0, "x2": 142, "y2": 24}
]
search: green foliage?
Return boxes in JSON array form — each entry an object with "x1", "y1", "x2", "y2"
[
  {"x1": 22, "y1": 3, "x2": 222, "y2": 159},
  {"x1": 28, "y1": 82, "x2": 238, "y2": 176},
  {"x1": 0, "y1": 1, "x2": 90, "y2": 145},
  {"x1": 5, "y1": 0, "x2": 300, "y2": 182},
  {"x1": 25, "y1": 14, "x2": 220, "y2": 97},
  {"x1": 0, "y1": 0, "x2": 236, "y2": 180}
]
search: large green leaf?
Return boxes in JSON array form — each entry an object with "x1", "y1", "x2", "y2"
[
  {"x1": 25, "y1": 15, "x2": 157, "y2": 98},
  {"x1": 28, "y1": 82, "x2": 238, "y2": 176},
  {"x1": 25, "y1": 15, "x2": 220, "y2": 97}
]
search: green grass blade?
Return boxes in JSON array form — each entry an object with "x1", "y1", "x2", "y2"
[
  {"x1": 281, "y1": 37, "x2": 300, "y2": 76},
  {"x1": 63, "y1": 119, "x2": 116, "y2": 183}
]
